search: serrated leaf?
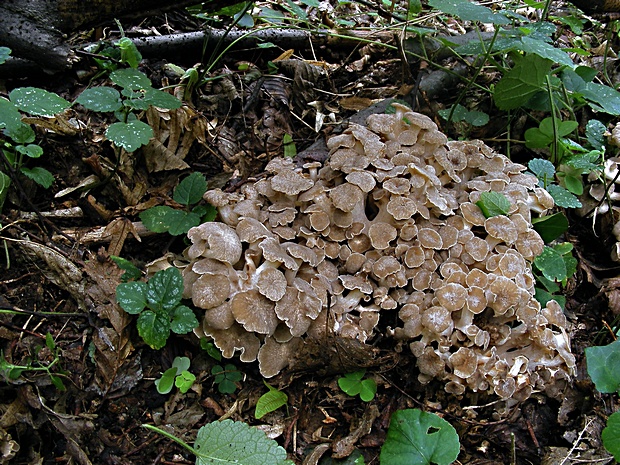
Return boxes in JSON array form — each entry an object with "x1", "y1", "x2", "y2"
[
  {"x1": 110, "y1": 68, "x2": 152, "y2": 90},
  {"x1": 429, "y1": 0, "x2": 509, "y2": 24},
  {"x1": 9, "y1": 87, "x2": 71, "y2": 117},
  {"x1": 76, "y1": 87, "x2": 123, "y2": 112},
  {"x1": 194, "y1": 419, "x2": 291, "y2": 465},
  {"x1": 21, "y1": 166, "x2": 54, "y2": 188},
  {"x1": 534, "y1": 246, "x2": 567, "y2": 281},
  {"x1": 475, "y1": 191, "x2": 511, "y2": 218},
  {"x1": 546, "y1": 184, "x2": 582, "y2": 208},
  {"x1": 170, "y1": 305, "x2": 198, "y2": 334},
  {"x1": 494, "y1": 55, "x2": 552, "y2": 110},
  {"x1": 143, "y1": 88, "x2": 182, "y2": 110},
  {"x1": 255, "y1": 383, "x2": 288, "y2": 419},
  {"x1": 531, "y1": 212, "x2": 568, "y2": 243},
  {"x1": 379, "y1": 409, "x2": 460, "y2": 465},
  {"x1": 174, "y1": 172, "x2": 208, "y2": 205},
  {"x1": 137, "y1": 310, "x2": 170, "y2": 349},
  {"x1": 110, "y1": 255, "x2": 142, "y2": 282},
  {"x1": 6, "y1": 122, "x2": 35, "y2": 145},
  {"x1": 116, "y1": 281, "x2": 148, "y2": 314},
  {"x1": 156, "y1": 367, "x2": 177, "y2": 394},
  {"x1": 140, "y1": 205, "x2": 175, "y2": 233},
  {"x1": 602, "y1": 411, "x2": 620, "y2": 460},
  {"x1": 146, "y1": 267, "x2": 183, "y2": 312},
  {"x1": 106, "y1": 120, "x2": 153, "y2": 152},
  {"x1": 585, "y1": 339, "x2": 620, "y2": 394}
]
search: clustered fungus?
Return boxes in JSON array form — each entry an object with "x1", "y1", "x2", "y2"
[{"x1": 183, "y1": 103, "x2": 575, "y2": 399}]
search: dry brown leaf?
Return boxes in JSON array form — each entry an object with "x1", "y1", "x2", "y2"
[{"x1": 103, "y1": 217, "x2": 143, "y2": 256}]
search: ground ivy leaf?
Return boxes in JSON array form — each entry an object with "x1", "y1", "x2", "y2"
[
  {"x1": 170, "y1": 305, "x2": 198, "y2": 334},
  {"x1": 585, "y1": 339, "x2": 620, "y2": 394},
  {"x1": 9, "y1": 87, "x2": 71, "y2": 117},
  {"x1": 140, "y1": 205, "x2": 174, "y2": 233},
  {"x1": 110, "y1": 68, "x2": 152, "y2": 90},
  {"x1": 494, "y1": 55, "x2": 552, "y2": 110},
  {"x1": 116, "y1": 281, "x2": 148, "y2": 314},
  {"x1": 534, "y1": 246, "x2": 567, "y2": 282},
  {"x1": 174, "y1": 172, "x2": 208, "y2": 205},
  {"x1": 546, "y1": 184, "x2": 582, "y2": 208},
  {"x1": 76, "y1": 87, "x2": 123, "y2": 112},
  {"x1": 194, "y1": 419, "x2": 292, "y2": 465},
  {"x1": 146, "y1": 267, "x2": 183, "y2": 312},
  {"x1": 476, "y1": 191, "x2": 511, "y2": 218},
  {"x1": 528, "y1": 158, "x2": 555, "y2": 181},
  {"x1": 602, "y1": 411, "x2": 620, "y2": 460},
  {"x1": 379, "y1": 409, "x2": 460, "y2": 465},
  {"x1": 137, "y1": 310, "x2": 170, "y2": 350},
  {"x1": 106, "y1": 120, "x2": 153, "y2": 152}
]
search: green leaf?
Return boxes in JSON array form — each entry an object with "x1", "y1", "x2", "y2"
[
  {"x1": 110, "y1": 68, "x2": 152, "y2": 90},
  {"x1": 174, "y1": 172, "x2": 208, "y2": 205},
  {"x1": 140, "y1": 205, "x2": 175, "y2": 233},
  {"x1": 464, "y1": 110, "x2": 489, "y2": 126},
  {"x1": 475, "y1": 191, "x2": 511, "y2": 218},
  {"x1": 562, "y1": 174, "x2": 583, "y2": 195},
  {"x1": 9, "y1": 87, "x2": 71, "y2": 117},
  {"x1": 602, "y1": 411, "x2": 620, "y2": 460},
  {"x1": 531, "y1": 212, "x2": 568, "y2": 243},
  {"x1": 5, "y1": 123, "x2": 35, "y2": 145},
  {"x1": 0, "y1": 97, "x2": 24, "y2": 134},
  {"x1": 546, "y1": 184, "x2": 582, "y2": 208},
  {"x1": 21, "y1": 167, "x2": 54, "y2": 188},
  {"x1": 155, "y1": 367, "x2": 178, "y2": 394},
  {"x1": 0, "y1": 171, "x2": 10, "y2": 210},
  {"x1": 518, "y1": 37, "x2": 574, "y2": 67},
  {"x1": 528, "y1": 158, "x2": 555, "y2": 180},
  {"x1": 194, "y1": 419, "x2": 291, "y2": 465},
  {"x1": 170, "y1": 305, "x2": 199, "y2": 334},
  {"x1": 143, "y1": 88, "x2": 182, "y2": 110},
  {"x1": 175, "y1": 370, "x2": 196, "y2": 393},
  {"x1": 146, "y1": 267, "x2": 183, "y2": 312},
  {"x1": 106, "y1": 120, "x2": 153, "y2": 152},
  {"x1": 585, "y1": 339, "x2": 620, "y2": 394},
  {"x1": 116, "y1": 281, "x2": 148, "y2": 314},
  {"x1": 76, "y1": 87, "x2": 123, "y2": 112},
  {"x1": 45, "y1": 332, "x2": 56, "y2": 351},
  {"x1": 110, "y1": 255, "x2": 142, "y2": 282},
  {"x1": 283, "y1": 133, "x2": 297, "y2": 158},
  {"x1": 534, "y1": 246, "x2": 567, "y2": 282},
  {"x1": 116, "y1": 37, "x2": 142, "y2": 68},
  {"x1": 16, "y1": 144, "x2": 43, "y2": 158},
  {"x1": 50, "y1": 374, "x2": 66, "y2": 391},
  {"x1": 137, "y1": 310, "x2": 170, "y2": 349},
  {"x1": 201, "y1": 341, "x2": 222, "y2": 361},
  {"x1": 0, "y1": 47, "x2": 11, "y2": 65},
  {"x1": 379, "y1": 409, "x2": 460, "y2": 465},
  {"x1": 585, "y1": 119, "x2": 607, "y2": 150},
  {"x1": 359, "y1": 378, "x2": 377, "y2": 402},
  {"x1": 428, "y1": 0, "x2": 509, "y2": 24},
  {"x1": 524, "y1": 127, "x2": 553, "y2": 149},
  {"x1": 494, "y1": 55, "x2": 552, "y2": 110},
  {"x1": 255, "y1": 382, "x2": 288, "y2": 419},
  {"x1": 582, "y1": 82, "x2": 620, "y2": 115}
]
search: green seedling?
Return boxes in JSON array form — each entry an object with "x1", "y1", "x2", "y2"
[
  {"x1": 155, "y1": 356, "x2": 196, "y2": 395},
  {"x1": 380, "y1": 409, "x2": 460, "y2": 465},
  {"x1": 140, "y1": 172, "x2": 216, "y2": 236},
  {"x1": 110, "y1": 255, "x2": 142, "y2": 282},
  {"x1": 255, "y1": 381, "x2": 288, "y2": 419},
  {"x1": 115, "y1": 267, "x2": 199, "y2": 349},
  {"x1": 475, "y1": 191, "x2": 511, "y2": 218},
  {"x1": 212, "y1": 363, "x2": 243, "y2": 394},
  {"x1": 528, "y1": 159, "x2": 582, "y2": 208},
  {"x1": 201, "y1": 340, "x2": 223, "y2": 361},
  {"x1": 532, "y1": 242, "x2": 577, "y2": 308},
  {"x1": 0, "y1": 333, "x2": 66, "y2": 391},
  {"x1": 338, "y1": 370, "x2": 377, "y2": 402}
]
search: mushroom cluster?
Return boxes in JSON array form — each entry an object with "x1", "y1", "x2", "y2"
[{"x1": 183, "y1": 103, "x2": 575, "y2": 399}]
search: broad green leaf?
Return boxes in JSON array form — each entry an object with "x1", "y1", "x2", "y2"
[
  {"x1": 585, "y1": 120, "x2": 606, "y2": 150},
  {"x1": 116, "y1": 37, "x2": 142, "y2": 68},
  {"x1": 518, "y1": 37, "x2": 574, "y2": 67},
  {"x1": 168, "y1": 211, "x2": 201, "y2": 236},
  {"x1": 175, "y1": 370, "x2": 196, "y2": 393},
  {"x1": 76, "y1": 87, "x2": 123, "y2": 112},
  {"x1": 534, "y1": 287, "x2": 566, "y2": 309},
  {"x1": 174, "y1": 172, "x2": 208, "y2": 205},
  {"x1": 556, "y1": 120, "x2": 579, "y2": 138},
  {"x1": 379, "y1": 409, "x2": 460, "y2": 465},
  {"x1": 546, "y1": 184, "x2": 582, "y2": 208},
  {"x1": 494, "y1": 55, "x2": 552, "y2": 110},
  {"x1": 585, "y1": 339, "x2": 620, "y2": 393},
  {"x1": 16, "y1": 144, "x2": 43, "y2": 158},
  {"x1": 283, "y1": 133, "x2": 297, "y2": 158},
  {"x1": 143, "y1": 88, "x2": 182, "y2": 109},
  {"x1": 438, "y1": 104, "x2": 468, "y2": 123},
  {"x1": 582, "y1": 82, "x2": 620, "y2": 115},
  {"x1": 561, "y1": 68, "x2": 586, "y2": 93},
  {"x1": 194, "y1": 419, "x2": 292, "y2": 465},
  {"x1": 528, "y1": 158, "x2": 555, "y2": 179},
  {"x1": 534, "y1": 246, "x2": 567, "y2": 282},
  {"x1": 9, "y1": 87, "x2": 71, "y2": 117},
  {"x1": 429, "y1": 0, "x2": 509, "y2": 24},
  {"x1": 146, "y1": 267, "x2": 183, "y2": 312},
  {"x1": 524, "y1": 127, "x2": 553, "y2": 149},
  {"x1": 0, "y1": 47, "x2": 10, "y2": 65},
  {"x1": 531, "y1": 212, "x2": 568, "y2": 243},
  {"x1": 137, "y1": 310, "x2": 170, "y2": 349},
  {"x1": 110, "y1": 68, "x2": 152, "y2": 90},
  {"x1": 255, "y1": 382, "x2": 288, "y2": 419},
  {"x1": 116, "y1": 281, "x2": 148, "y2": 314},
  {"x1": 172, "y1": 356, "x2": 191, "y2": 373},
  {"x1": 140, "y1": 205, "x2": 175, "y2": 233},
  {"x1": 0, "y1": 97, "x2": 24, "y2": 133},
  {"x1": 562, "y1": 174, "x2": 583, "y2": 195},
  {"x1": 464, "y1": 110, "x2": 489, "y2": 126},
  {"x1": 106, "y1": 120, "x2": 153, "y2": 152},
  {"x1": 110, "y1": 255, "x2": 142, "y2": 282},
  {"x1": 602, "y1": 411, "x2": 620, "y2": 460},
  {"x1": 5, "y1": 122, "x2": 35, "y2": 144},
  {"x1": 50, "y1": 374, "x2": 66, "y2": 391},
  {"x1": 155, "y1": 367, "x2": 177, "y2": 394},
  {"x1": 553, "y1": 242, "x2": 573, "y2": 255},
  {"x1": 170, "y1": 305, "x2": 199, "y2": 334},
  {"x1": 359, "y1": 379, "x2": 377, "y2": 402},
  {"x1": 21, "y1": 167, "x2": 54, "y2": 188},
  {"x1": 475, "y1": 191, "x2": 510, "y2": 218}
]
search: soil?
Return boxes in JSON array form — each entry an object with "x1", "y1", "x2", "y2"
[{"x1": 0, "y1": 4, "x2": 619, "y2": 465}]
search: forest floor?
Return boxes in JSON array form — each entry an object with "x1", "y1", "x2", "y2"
[{"x1": 0, "y1": 1, "x2": 619, "y2": 464}]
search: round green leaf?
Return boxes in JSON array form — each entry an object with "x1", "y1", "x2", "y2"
[
  {"x1": 10, "y1": 87, "x2": 71, "y2": 117},
  {"x1": 602, "y1": 411, "x2": 620, "y2": 460},
  {"x1": 359, "y1": 378, "x2": 377, "y2": 402},
  {"x1": 0, "y1": 47, "x2": 11, "y2": 65},
  {"x1": 155, "y1": 367, "x2": 178, "y2": 394},
  {"x1": 380, "y1": 409, "x2": 460, "y2": 465},
  {"x1": 534, "y1": 246, "x2": 567, "y2": 282},
  {"x1": 76, "y1": 87, "x2": 123, "y2": 112},
  {"x1": 175, "y1": 371, "x2": 196, "y2": 393},
  {"x1": 16, "y1": 144, "x2": 43, "y2": 158},
  {"x1": 140, "y1": 205, "x2": 175, "y2": 233},
  {"x1": 137, "y1": 310, "x2": 170, "y2": 349},
  {"x1": 105, "y1": 120, "x2": 153, "y2": 152},
  {"x1": 585, "y1": 339, "x2": 620, "y2": 394},
  {"x1": 0, "y1": 97, "x2": 24, "y2": 133},
  {"x1": 110, "y1": 68, "x2": 152, "y2": 90},
  {"x1": 146, "y1": 267, "x2": 184, "y2": 312},
  {"x1": 170, "y1": 305, "x2": 199, "y2": 334},
  {"x1": 143, "y1": 88, "x2": 182, "y2": 109},
  {"x1": 475, "y1": 191, "x2": 510, "y2": 218},
  {"x1": 21, "y1": 166, "x2": 54, "y2": 188},
  {"x1": 172, "y1": 356, "x2": 191, "y2": 373},
  {"x1": 116, "y1": 281, "x2": 148, "y2": 314}
]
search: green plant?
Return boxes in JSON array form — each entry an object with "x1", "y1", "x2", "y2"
[
  {"x1": 338, "y1": 370, "x2": 377, "y2": 402},
  {"x1": 0, "y1": 333, "x2": 66, "y2": 391},
  {"x1": 255, "y1": 381, "x2": 288, "y2": 419},
  {"x1": 115, "y1": 267, "x2": 199, "y2": 349},
  {"x1": 140, "y1": 172, "x2": 215, "y2": 236},
  {"x1": 144, "y1": 419, "x2": 294, "y2": 464},
  {"x1": 475, "y1": 191, "x2": 510, "y2": 218},
  {"x1": 211, "y1": 363, "x2": 243, "y2": 394},
  {"x1": 585, "y1": 339, "x2": 620, "y2": 460},
  {"x1": 155, "y1": 356, "x2": 196, "y2": 395},
  {"x1": 379, "y1": 408, "x2": 460, "y2": 465}
]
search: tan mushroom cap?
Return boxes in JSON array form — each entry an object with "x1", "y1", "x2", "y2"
[
  {"x1": 368, "y1": 222, "x2": 397, "y2": 249},
  {"x1": 449, "y1": 347, "x2": 478, "y2": 379},
  {"x1": 203, "y1": 301, "x2": 235, "y2": 330},
  {"x1": 422, "y1": 306, "x2": 452, "y2": 333},
  {"x1": 187, "y1": 222, "x2": 242, "y2": 263},
  {"x1": 257, "y1": 267, "x2": 287, "y2": 301},
  {"x1": 489, "y1": 276, "x2": 521, "y2": 315},
  {"x1": 346, "y1": 171, "x2": 376, "y2": 193},
  {"x1": 192, "y1": 272, "x2": 231, "y2": 309},
  {"x1": 270, "y1": 168, "x2": 314, "y2": 195},
  {"x1": 236, "y1": 217, "x2": 273, "y2": 243},
  {"x1": 258, "y1": 336, "x2": 302, "y2": 378},
  {"x1": 231, "y1": 290, "x2": 279, "y2": 335},
  {"x1": 387, "y1": 196, "x2": 417, "y2": 220},
  {"x1": 330, "y1": 183, "x2": 364, "y2": 212},
  {"x1": 418, "y1": 228, "x2": 443, "y2": 249},
  {"x1": 435, "y1": 282, "x2": 467, "y2": 311},
  {"x1": 203, "y1": 322, "x2": 261, "y2": 362}
]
